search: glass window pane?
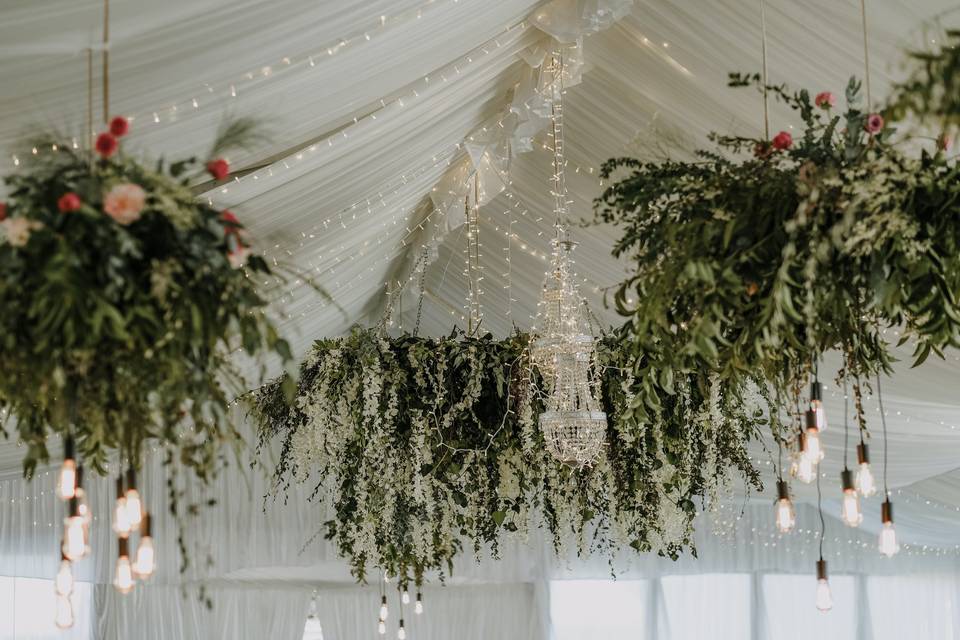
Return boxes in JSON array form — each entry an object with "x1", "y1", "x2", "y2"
[
  {"x1": 550, "y1": 580, "x2": 649, "y2": 640},
  {"x1": 661, "y1": 574, "x2": 751, "y2": 640},
  {"x1": 0, "y1": 576, "x2": 91, "y2": 640},
  {"x1": 762, "y1": 574, "x2": 855, "y2": 640}
]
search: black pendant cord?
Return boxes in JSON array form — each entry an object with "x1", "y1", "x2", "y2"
[
  {"x1": 816, "y1": 456, "x2": 825, "y2": 560},
  {"x1": 875, "y1": 374, "x2": 889, "y2": 497},
  {"x1": 776, "y1": 430, "x2": 784, "y2": 482},
  {"x1": 843, "y1": 377, "x2": 850, "y2": 470}
]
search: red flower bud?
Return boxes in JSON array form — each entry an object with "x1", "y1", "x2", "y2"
[
  {"x1": 95, "y1": 132, "x2": 118, "y2": 158},
  {"x1": 109, "y1": 116, "x2": 130, "y2": 137},
  {"x1": 206, "y1": 158, "x2": 230, "y2": 181},
  {"x1": 57, "y1": 192, "x2": 82, "y2": 213},
  {"x1": 772, "y1": 131, "x2": 793, "y2": 151}
]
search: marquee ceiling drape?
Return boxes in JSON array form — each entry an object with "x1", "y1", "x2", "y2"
[{"x1": 3, "y1": 2, "x2": 960, "y2": 632}]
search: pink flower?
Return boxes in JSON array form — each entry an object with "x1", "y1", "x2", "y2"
[
  {"x1": 95, "y1": 132, "x2": 118, "y2": 158},
  {"x1": 1, "y1": 217, "x2": 42, "y2": 247},
  {"x1": 103, "y1": 183, "x2": 146, "y2": 225},
  {"x1": 227, "y1": 245, "x2": 251, "y2": 269},
  {"x1": 206, "y1": 158, "x2": 229, "y2": 181},
  {"x1": 0, "y1": 203, "x2": 6, "y2": 221},
  {"x1": 57, "y1": 192, "x2": 81, "y2": 213},
  {"x1": 865, "y1": 113, "x2": 884, "y2": 134},
  {"x1": 937, "y1": 132, "x2": 953, "y2": 153},
  {"x1": 814, "y1": 92, "x2": 835, "y2": 109},
  {"x1": 109, "y1": 116, "x2": 129, "y2": 137},
  {"x1": 772, "y1": 131, "x2": 793, "y2": 151}
]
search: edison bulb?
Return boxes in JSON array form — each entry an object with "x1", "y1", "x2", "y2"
[
  {"x1": 809, "y1": 400, "x2": 827, "y2": 432},
  {"x1": 796, "y1": 455, "x2": 816, "y2": 484},
  {"x1": 114, "y1": 556, "x2": 134, "y2": 594},
  {"x1": 125, "y1": 488, "x2": 142, "y2": 527},
  {"x1": 113, "y1": 497, "x2": 131, "y2": 537},
  {"x1": 841, "y1": 490, "x2": 863, "y2": 527},
  {"x1": 815, "y1": 579, "x2": 833, "y2": 612},
  {"x1": 879, "y1": 522, "x2": 899, "y2": 557},
  {"x1": 856, "y1": 462, "x2": 876, "y2": 497},
  {"x1": 134, "y1": 536, "x2": 155, "y2": 579},
  {"x1": 54, "y1": 593, "x2": 74, "y2": 629},
  {"x1": 398, "y1": 622, "x2": 406, "y2": 640},
  {"x1": 378, "y1": 620, "x2": 386, "y2": 635},
  {"x1": 775, "y1": 498, "x2": 796, "y2": 533},
  {"x1": 379, "y1": 596, "x2": 389, "y2": 620},
  {"x1": 62, "y1": 517, "x2": 85, "y2": 561},
  {"x1": 402, "y1": 590, "x2": 410, "y2": 604},
  {"x1": 55, "y1": 559, "x2": 74, "y2": 596},
  {"x1": 57, "y1": 459, "x2": 76, "y2": 500},
  {"x1": 415, "y1": 594, "x2": 423, "y2": 615},
  {"x1": 802, "y1": 429, "x2": 823, "y2": 463}
]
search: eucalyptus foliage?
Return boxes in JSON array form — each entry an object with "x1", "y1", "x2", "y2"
[
  {"x1": 0, "y1": 122, "x2": 291, "y2": 481},
  {"x1": 596, "y1": 71, "x2": 960, "y2": 435},
  {"x1": 252, "y1": 328, "x2": 760, "y2": 585}
]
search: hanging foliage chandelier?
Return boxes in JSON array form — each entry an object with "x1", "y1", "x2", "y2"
[{"x1": 531, "y1": 48, "x2": 606, "y2": 469}]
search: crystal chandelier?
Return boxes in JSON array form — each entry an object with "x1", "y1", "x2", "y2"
[{"x1": 531, "y1": 48, "x2": 606, "y2": 469}]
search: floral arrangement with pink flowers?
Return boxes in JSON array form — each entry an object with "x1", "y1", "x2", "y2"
[{"x1": 0, "y1": 116, "x2": 292, "y2": 490}]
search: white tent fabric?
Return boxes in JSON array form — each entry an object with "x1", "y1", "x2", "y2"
[{"x1": 3, "y1": 0, "x2": 960, "y2": 638}]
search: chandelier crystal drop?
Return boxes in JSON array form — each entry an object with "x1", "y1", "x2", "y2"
[{"x1": 531, "y1": 48, "x2": 606, "y2": 469}]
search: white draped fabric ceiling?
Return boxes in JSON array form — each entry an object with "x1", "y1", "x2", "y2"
[{"x1": 2, "y1": 0, "x2": 960, "y2": 638}]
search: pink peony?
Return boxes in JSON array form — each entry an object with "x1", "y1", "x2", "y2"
[
  {"x1": 772, "y1": 131, "x2": 793, "y2": 151},
  {"x1": 57, "y1": 192, "x2": 81, "y2": 213},
  {"x1": 2, "y1": 217, "x2": 42, "y2": 247},
  {"x1": 814, "y1": 92, "x2": 835, "y2": 109},
  {"x1": 227, "y1": 244, "x2": 251, "y2": 269},
  {"x1": 865, "y1": 113, "x2": 884, "y2": 134},
  {"x1": 103, "y1": 183, "x2": 146, "y2": 225}
]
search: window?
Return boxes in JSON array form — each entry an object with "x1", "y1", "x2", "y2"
[
  {"x1": 867, "y1": 575, "x2": 956, "y2": 640},
  {"x1": 550, "y1": 580, "x2": 650, "y2": 640},
  {"x1": 661, "y1": 574, "x2": 751, "y2": 640}
]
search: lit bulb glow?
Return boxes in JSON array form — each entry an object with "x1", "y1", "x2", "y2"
[
  {"x1": 113, "y1": 497, "x2": 131, "y2": 537},
  {"x1": 795, "y1": 455, "x2": 816, "y2": 484},
  {"x1": 62, "y1": 517, "x2": 85, "y2": 561},
  {"x1": 775, "y1": 498, "x2": 796, "y2": 533},
  {"x1": 803, "y1": 429, "x2": 824, "y2": 462},
  {"x1": 841, "y1": 489, "x2": 863, "y2": 527},
  {"x1": 398, "y1": 624, "x2": 406, "y2": 640},
  {"x1": 378, "y1": 620, "x2": 386, "y2": 635},
  {"x1": 55, "y1": 560, "x2": 74, "y2": 596},
  {"x1": 415, "y1": 599, "x2": 423, "y2": 615},
  {"x1": 380, "y1": 600, "x2": 389, "y2": 620},
  {"x1": 134, "y1": 537, "x2": 155, "y2": 579},
  {"x1": 125, "y1": 489, "x2": 143, "y2": 527},
  {"x1": 815, "y1": 579, "x2": 833, "y2": 612},
  {"x1": 402, "y1": 590, "x2": 410, "y2": 604},
  {"x1": 856, "y1": 463, "x2": 876, "y2": 497},
  {"x1": 54, "y1": 593, "x2": 74, "y2": 629},
  {"x1": 114, "y1": 556, "x2": 134, "y2": 594},
  {"x1": 810, "y1": 398, "x2": 827, "y2": 432},
  {"x1": 879, "y1": 522, "x2": 899, "y2": 557},
  {"x1": 57, "y1": 460, "x2": 76, "y2": 500}
]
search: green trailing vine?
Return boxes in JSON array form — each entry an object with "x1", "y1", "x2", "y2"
[{"x1": 251, "y1": 327, "x2": 761, "y2": 586}]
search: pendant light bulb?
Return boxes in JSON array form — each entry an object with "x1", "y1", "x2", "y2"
[
  {"x1": 815, "y1": 560, "x2": 833, "y2": 612},
  {"x1": 809, "y1": 381, "x2": 827, "y2": 432},
  {"x1": 113, "y1": 477, "x2": 131, "y2": 538},
  {"x1": 398, "y1": 620, "x2": 406, "y2": 640},
  {"x1": 803, "y1": 410, "x2": 824, "y2": 462},
  {"x1": 114, "y1": 538, "x2": 134, "y2": 594},
  {"x1": 378, "y1": 620, "x2": 386, "y2": 635},
  {"x1": 54, "y1": 593, "x2": 74, "y2": 630},
  {"x1": 379, "y1": 595, "x2": 389, "y2": 620},
  {"x1": 856, "y1": 444, "x2": 876, "y2": 497},
  {"x1": 840, "y1": 469, "x2": 862, "y2": 527},
  {"x1": 133, "y1": 513, "x2": 155, "y2": 579},
  {"x1": 774, "y1": 480, "x2": 796, "y2": 533},
  {"x1": 879, "y1": 499, "x2": 900, "y2": 557},
  {"x1": 55, "y1": 555, "x2": 74, "y2": 596},
  {"x1": 415, "y1": 593, "x2": 423, "y2": 615},
  {"x1": 57, "y1": 437, "x2": 77, "y2": 500},
  {"x1": 402, "y1": 590, "x2": 410, "y2": 605},
  {"x1": 62, "y1": 499, "x2": 85, "y2": 562},
  {"x1": 125, "y1": 468, "x2": 142, "y2": 527}
]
